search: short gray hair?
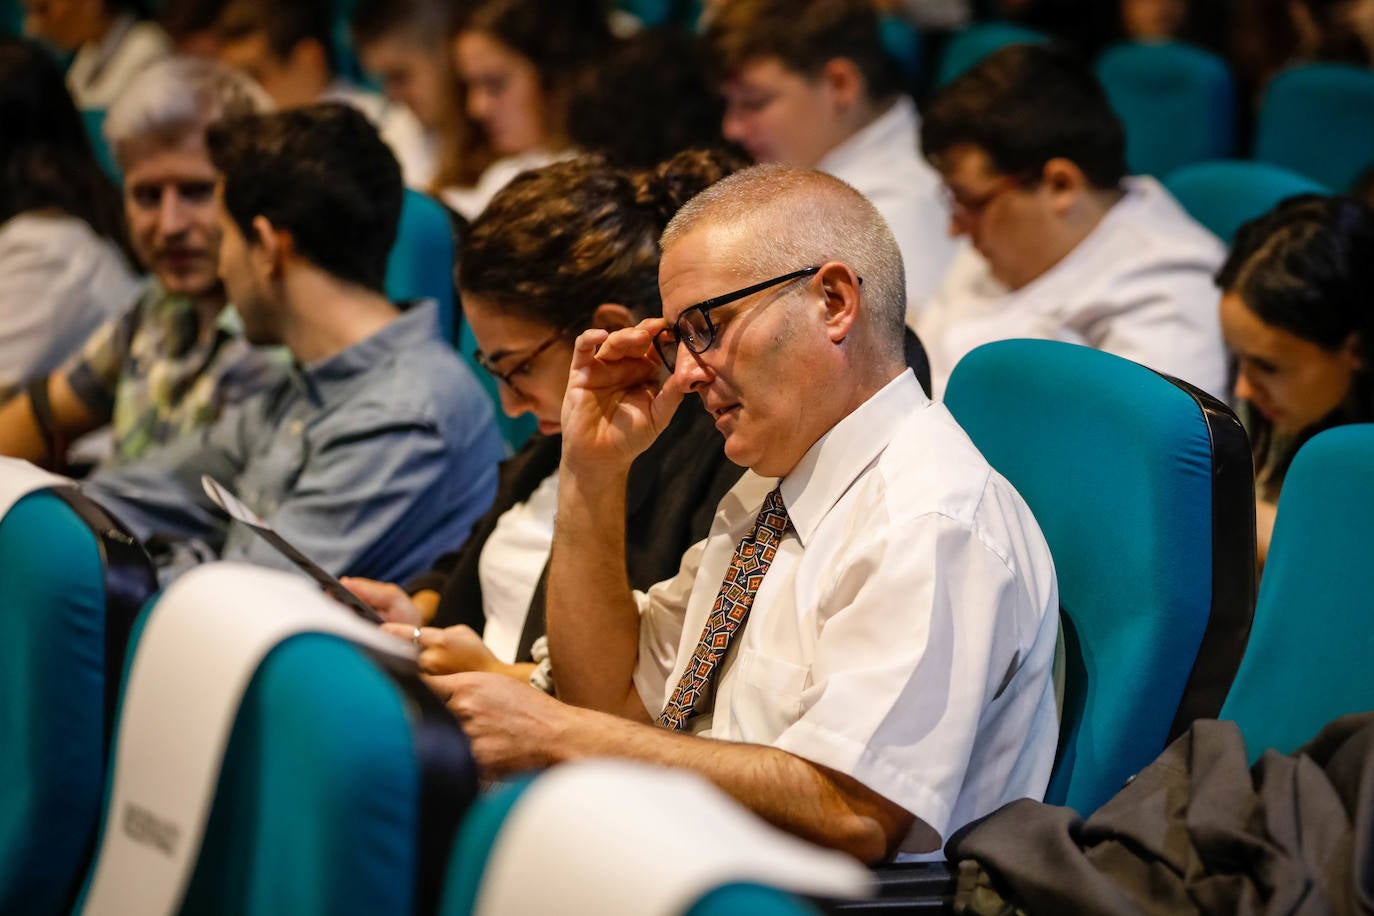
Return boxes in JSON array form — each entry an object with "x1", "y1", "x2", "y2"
[
  {"x1": 661, "y1": 164, "x2": 907, "y2": 356},
  {"x1": 104, "y1": 57, "x2": 272, "y2": 169}
]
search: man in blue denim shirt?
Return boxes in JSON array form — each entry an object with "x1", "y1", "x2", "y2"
[{"x1": 84, "y1": 103, "x2": 503, "y2": 585}]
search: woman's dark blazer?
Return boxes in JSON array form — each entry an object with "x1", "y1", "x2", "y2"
[{"x1": 407, "y1": 396, "x2": 744, "y2": 662}]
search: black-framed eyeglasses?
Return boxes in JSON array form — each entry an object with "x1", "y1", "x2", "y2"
[
  {"x1": 474, "y1": 320, "x2": 580, "y2": 391},
  {"x1": 653, "y1": 267, "x2": 823, "y2": 371}
]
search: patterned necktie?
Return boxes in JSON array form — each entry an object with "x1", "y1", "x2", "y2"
[{"x1": 658, "y1": 486, "x2": 790, "y2": 731}]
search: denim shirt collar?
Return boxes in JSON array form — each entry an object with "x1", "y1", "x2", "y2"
[{"x1": 288, "y1": 299, "x2": 440, "y2": 404}]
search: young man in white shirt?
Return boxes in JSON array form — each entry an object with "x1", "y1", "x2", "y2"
[
  {"x1": 213, "y1": 0, "x2": 433, "y2": 189},
  {"x1": 703, "y1": 0, "x2": 957, "y2": 318},
  {"x1": 423, "y1": 166, "x2": 1060, "y2": 864},
  {"x1": 916, "y1": 43, "x2": 1228, "y2": 399}
]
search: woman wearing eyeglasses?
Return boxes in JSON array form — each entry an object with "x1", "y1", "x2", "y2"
[
  {"x1": 345, "y1": 148, "x2": 746, "y2": 683},
  {"x1": 1217, "y1": 194, "x2": 1374, "y2": 569}
]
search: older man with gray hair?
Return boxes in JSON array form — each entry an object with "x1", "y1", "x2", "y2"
[
  {"x1": 0, "y1": 56, "x2": 281, "y2": 471},
  {"x1": 426, "y1": 165, "x2": 1060, "y2": 863}
]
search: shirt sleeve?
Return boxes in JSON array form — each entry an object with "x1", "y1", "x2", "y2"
[
  {"x1": 633, "y1": 535, "x2": 710, "y2": 718},
  {"x1": 64, "y1": 294, "x2": 145, "y2": 420},
  {"x1": 220, "y1": 405, "x2": 500, "y2": 586},
  {"x1": 769, "y1": 510, "x2": 1038, "y2": 848}
]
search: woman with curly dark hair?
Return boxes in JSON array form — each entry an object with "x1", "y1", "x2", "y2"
[{"x1": 346, "y1": 148, "x2": 747, "y2": 685}]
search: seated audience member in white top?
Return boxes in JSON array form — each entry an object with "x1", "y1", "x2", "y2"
[
  {"x1": 916, "y1": 44, "x2": 1227, "y2": 399},
  {"x1": 213, "y1": 0, "x2": 432, "y2": 189},
  {"x1": 348, "y1": 0, "x2": 465, "y2": 195},
  {"x1": 442, "y1": 0, "x2": 612, "y2": 220},
  {"x1": 25, "y1": 0, "x2": 170, "y2": 110},
  {"x1": 703, "y1": 0, "x2": 957, "y2": 318},
  {"x1": 0, "y1": 37, "x2": 144, "y2": 400},
  {"x1": 422, "y1": 166, "x2": 1060, "y2": 864}
]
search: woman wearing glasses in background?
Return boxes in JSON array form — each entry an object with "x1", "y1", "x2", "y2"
[
  {"x1": 1217, "y1": 194, "x2": 1374, "y2": 570},
  {"x1": 345, "y1": 149, "x2": 745, "y2": 685}
]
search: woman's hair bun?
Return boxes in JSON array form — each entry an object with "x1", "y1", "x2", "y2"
[{"x1": 633, "y1": 147, "x2": 749, "y2": 227}]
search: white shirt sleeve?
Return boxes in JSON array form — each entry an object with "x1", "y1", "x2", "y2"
[{"x1": 632, "y1": 535, "x2": 709, "y2": 718}]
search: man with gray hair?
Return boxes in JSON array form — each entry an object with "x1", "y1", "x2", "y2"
[
  {"x1": 424, "y1": 166, "x2": 1061, "y2": 863},
  {"x1": 0, "y1": 57, "x2": 282, "y2": 471}
]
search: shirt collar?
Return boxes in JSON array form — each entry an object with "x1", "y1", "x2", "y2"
[
  {"x1": 779, "y1": 369, "x2": 928, "y2": 546},
  {"x1": 816, "y1": 95, "x2": 919, "y2": 177},
  {"x1": 290, "y1": 298, "x2": 440, "y2": 400}
]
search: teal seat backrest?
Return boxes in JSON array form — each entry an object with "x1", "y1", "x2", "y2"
[
  {"x1": 387, "y1": 189, "x2": 535, "y2": 450},
  {"x1": 1096, "y1": 41, "x2": 1234, "y2": 178},
  {"x1": 0, "y1": 490, "x2": 148, "y2": 915},
  {"x1": 1164, "y1": 159, "x2": 1329, "y2": 245},
  {"x1": 386, "y1": 189, "x2": 456, "y2": 343},
  {"x1": 1254, "y1": 63, "x2": 1374, "y2": 191},
  {"x1": 179, "y1": 634, "x2": 420, "y2": 915},
  {"x1": 943, "y1": 339, "x2": 1246, "y2": 815},
  {"x1": 80, "y1": 108, "x2": 120, "y2": 183},
  {"x1": 935, "y1": 22, "x2": 1046, "y2": 87},
  {"x1": 1220, "y1": 424, "x2": 1374, "y2": 763}
]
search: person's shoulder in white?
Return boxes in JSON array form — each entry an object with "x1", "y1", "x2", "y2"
[
  {"x1": 322, "y1": 80, "x2": 435, "y2": 189},
  {"x1": 0, "y1": 212, "x2": 145, "y2": 388},
  {"x1": 439, "y1": 149, "x2": 569, "y2": 221},
  {"x1": 818, "y1": 96, "x2": 957, "y2": 314},
  {"x1": 67, "y1": 17, "x2": 171, "y2": 110}
]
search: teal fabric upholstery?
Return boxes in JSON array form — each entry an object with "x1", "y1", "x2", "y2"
[
  {"x1": 387, "y1": 189, "x2": 457, "y2": 343},
  {"x1": 1220, "y1": 425, "x2": 1374, "y2": 763},
  {"x1": 943, "y1": 339, "x2": 1247, "y2": 816},
  {"x1": 935, "y1": 22, "x2": 1046, "y2": 87},
  {"x1": 1164, "y1": 159, "x2": 1329, "y2": 245},
  {"x1": 1253, "y1": 64, "x2": 1374, "y2": 191},
  {"x1": 0, "y1": 492, "x2": 109, "y2": 915},
  {"x1": 386, "y1": 189, "x2": 535, "y2": 450},
  {"x1": 80, "y1": 108, "x2": 120, "y2": 183},
  {"x1": 179, "y1": 635, "x2": 421, "y2": 915},
  {"x1": 685, "y1": 884, "x2": 821, "y2": 916},
  {"x1": 1096, "y1": 41, "x2": 1235, "y2": 178}
]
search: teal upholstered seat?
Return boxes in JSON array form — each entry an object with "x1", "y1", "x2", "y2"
[
  {"x1": 1164, "y1": 159, "x2": 1329, "y2": 245},
  {"x1": 943, "y1": 339, "x2": 1255, "y2": 816},
  {"x1": 386, "y1": 189, "x2": 535, "y2": 450},
  {"x1": 79, "y1": 108, "x2": 120, "y2": 183},
  {"x1": 1096, "y1": 41, "x2": 1235, "y2": 178},
  {"x1": 1253, "y1": 64, "x2": 1374, "y2": 191},
  {"x1": 0, "y1": 486, "x2": 153, "y2": 915},
  {"x1": 1219, "y1": 424, "x2": 1374, "y2": 763},
  {"x1": 935, "y1": 22, "x2": 1046, "y2": 87}
]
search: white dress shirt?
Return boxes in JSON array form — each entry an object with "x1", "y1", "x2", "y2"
[
  {"x1": 0, "y1": 212, "x2": 144, "y2": 394},
  {"x1": 917, "y1": 176, "x2": 1228, "y2": 400},
  {"x1": 324, "y1": 81, "x2": 435, "y2": 190},
  {"x1": 439, "y1": 149, "x2": 568, "y2": 221},
  {"x1": 817, "y1": 96, "x2": 958, "y2": 319},
  {"x1": 66, "y1": 15, "x2": 171, "y2": 111},
  {"x1": 633, "y1": 370, "x2": 1060, "y2": 856},
  {"x1": 477, "y1": 469, "x2": 559, "y2": 664}
]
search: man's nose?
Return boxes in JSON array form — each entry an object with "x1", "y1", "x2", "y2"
[
  {"x1": 671, "y1": 345, "x2": 714, "y2": 392},
  {"x1": 1233, "y1": 370, "x2": 1255, "y2": 405},
  {"x1": 157, "y1": 189, "x2": 191, "y2": 237},
  {"x1": 721, "y1": 107, "x2": 747, "y2": 145}
]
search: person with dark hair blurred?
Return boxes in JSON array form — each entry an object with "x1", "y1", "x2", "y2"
[
  {"x1": 350, "y1": 0, "x2": 474, "y2": 196},
  {"x1": 24, "y1": 0, "x2": 170, "y2": 108},
  {"x1": 0, "y1": 57, "x2": 281, "y2": 471},
  {"x1": 1217, "y1": 195, "x2": 1374, "y2": 567},
  {"x1": 82, "y1": 103, "x2": 503, "y2": 584},
  {"x1": 703, "y1": 0, "x2": 957, "y2": 317},
  {"x1": 214, "y1": 0, "x2": 432, "y2": 187},
  {"x1": 346, "y1": 150, "x2": 746, "y2": 683},
  {"x1": 916, "y1": 44, "x2": 1227, "y2": 398},
  {"x1": 443, "y1": 0, "x2": 613, "y2": 218},
  {"x1": 157, "y1": 0, "x2": 230, "y2": 57},
  {"x1": 566, "y1": 29, "x2": 728, "y2": 172},
  {"x1": 0, "y1": 37, "x2": 143, "y2": 398}
]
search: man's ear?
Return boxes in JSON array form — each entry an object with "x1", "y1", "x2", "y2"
[
  {"x1": 815, "y1": 261, "x2": 862, "y2": 344},
  {"x1": 821, "y1": 57, "x2": 865, "y2": 111},
  {"x1": 591, "y1": 303, "x2": 635, "y2": 332},
  {"x1": 250, "y1": 214, "x2": 291, "y2": 278},
  {"x1": 1342, "y1": 330, "x2": 1365, "y2": 371},
  {"x1": 1041, "y1": 157, "x2": 1091, "y2": 217}
]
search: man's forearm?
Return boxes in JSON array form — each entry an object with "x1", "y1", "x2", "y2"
[
  {"x1": 552, "y1": 707, "x2": 913, "y2": 863},
  {"x1": 545, "y1": 464, "x2": 644, "y2": 715}
]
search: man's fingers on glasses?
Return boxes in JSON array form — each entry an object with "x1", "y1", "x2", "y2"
[{"x1": 593, "y1": 327, "x2": 659, "y2": 362}]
